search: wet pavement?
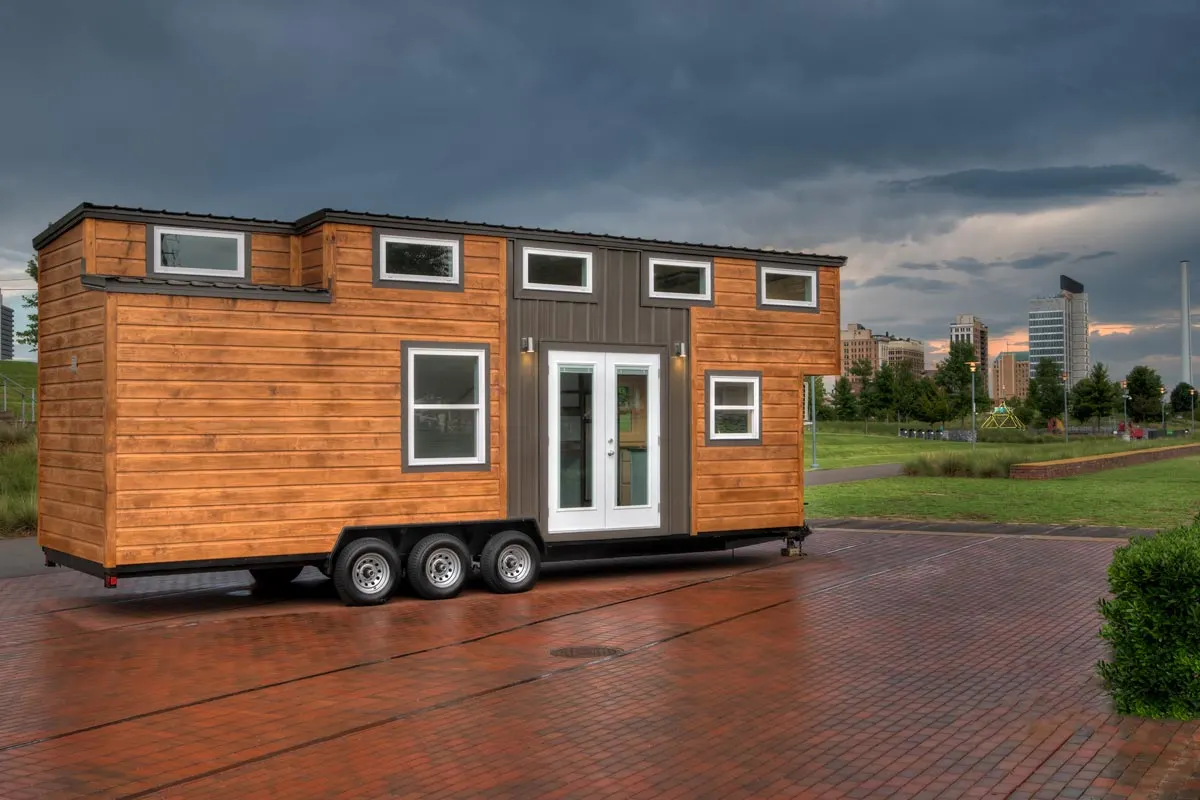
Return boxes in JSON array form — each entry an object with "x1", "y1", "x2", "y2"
[{"x1": 0, "y1": 528, "x2": 1196, "y2": 799}]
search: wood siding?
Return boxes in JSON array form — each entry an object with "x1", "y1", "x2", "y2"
[
  {"x1": 690, "y1": 258, "x2": 840, "y2": 534},
  {"x1": 250, "y1": 234, "x2": 292, "y2": 285},
  {"x1": 108, "y1": 224, "x2": 508, "y2": 565},
  {"x1": 37, "y1": 221, "x2": 109, "y2": 564}
]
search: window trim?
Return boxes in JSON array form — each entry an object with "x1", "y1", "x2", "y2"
[
  {"x1": 645, "y1": 256, "x2": 713, "y2": 304},
  {"x1": 149, "y1": 225, "x2": 248, "y2": 280},
  {"x1": 373, "y1": 228, "x2": 464, "y2": 291},
  {"x1": 521, "y1": 246, "x2": 594, "y2": 294},
  {"x1": 757, "y1": 263, "x2": 819, "y2": 312},
  {"x1": 704, "y1": 370, "x2": 763, "y2": 446},
  {"x1": 401, "y1": 341, "x2": 491, "y2": 472}
]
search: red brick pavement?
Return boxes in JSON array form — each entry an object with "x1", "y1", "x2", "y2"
[{"x1": 0, "y1": 530, "x2": 1196, "y2": 799}]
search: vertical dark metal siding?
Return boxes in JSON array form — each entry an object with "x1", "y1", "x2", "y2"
[{"x1": 507, "y1": 247, "x2": 690, "y2": 536}]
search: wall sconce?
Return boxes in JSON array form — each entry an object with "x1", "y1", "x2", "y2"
[
  {"x1": 520, "y1": 337, "x2": 536, "y2": 354},
  {"x1": 672, "y1": 342, "x2": 687, "y2": 358}
]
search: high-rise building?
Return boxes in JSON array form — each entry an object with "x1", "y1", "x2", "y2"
[
  {"x1": 841, "y1": 324, "x2": 926, "y2": 387},
  {"x1": 0, "y1": 293, "x2": 11, "y2": 361},
  {"x1": 841, "y1": 323, "x2": 876, "y2": 385},
  {"x1": 949, "y1": 314, "x2": 989, "y2": 390},
  {"x1": 885, "y1": 337, "x2": 925, "y2": 374},
  {"x1": 991, "y1": 351, "x2": 1030, "y2": 401},
  {"x1": 1028, "y1": 275, "x2": 1090, "y2": 386}
]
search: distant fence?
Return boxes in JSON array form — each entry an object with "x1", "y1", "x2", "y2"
[
  {"x1": 0, "y1": 374, "x2": 35, "y2": 425},
  {"x1": 898, "y1": 428, "x2": 975, "y2": 443}
]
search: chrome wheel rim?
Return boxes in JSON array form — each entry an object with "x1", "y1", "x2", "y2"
[
  {"x1": 352, "y1": 553, "x2": 390, "y2": 595},
  {"x1": 425, "y1": 547, "x2": 462, "y2": 588},
  {"x1": 497, "y1": 544, "x2": 531, "y2": 584}
]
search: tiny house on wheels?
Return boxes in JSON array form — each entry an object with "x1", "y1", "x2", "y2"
[{"x1": 32, "y1": 203, "x2": 845, "y2": 605}]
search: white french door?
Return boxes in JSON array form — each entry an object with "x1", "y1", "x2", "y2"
[{"x1": 546, "y1": 350, "x2": 661, "y2": 534}]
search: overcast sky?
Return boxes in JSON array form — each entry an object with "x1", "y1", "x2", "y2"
[{"x1": 1, "y1": 1, "x2": 1196, "y2": 384}]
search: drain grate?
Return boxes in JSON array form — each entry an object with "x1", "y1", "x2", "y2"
[{"x1": 550, "y1": 645, "x2": 624, "y2": 659}]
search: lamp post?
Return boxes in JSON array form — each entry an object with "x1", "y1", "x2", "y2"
[
  {"x1": 1120, "y1": 380, "x2": 1129, "y2": 441},
  {"x1": 1191, "y1": 388, "x2": 1196, "y2": 435},
  {"x1": 1062, "y1": 371, "x2": 1070, "y2": 443},
  {"x1": 809, "y1": 375, "x2": 820, "y2": 470},
  {"x1": 967, "y1": 361, "x2": 978, "y2": 450},
  {"x1": 1160, "y1": 386, "x2": 1166, "y2": 431}
]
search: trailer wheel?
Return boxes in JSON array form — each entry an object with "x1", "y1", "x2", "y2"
[
  {"x1": 332, "y1": 537, "x2": 400, "y2": 606},
  {"x1": 479, "y1": 530, "x2": 540, "y2": 594},
  {"x1": 249, "y1": 566, "x2": 303, "y2": 592},
  {"x1": 406, "y1": 533, "x2": 471, "y2": 600}
]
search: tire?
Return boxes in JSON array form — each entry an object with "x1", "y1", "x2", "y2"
[
  {"x1": 249, "y1": 566, "x2": 303, "y2": 592},
  {"x1": 406, "y1": 533, "x2": 471, "y2": 600},
  {"x1": 332, "y1": 537, "x2": 400, "y2": 606},
  {"x1": 479, "y1": 530, "x2": 540, "y2": 594}
]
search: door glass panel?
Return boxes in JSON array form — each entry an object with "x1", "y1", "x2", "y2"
[
  {"x1": 558, "y1": 366, "x2": 594, "y2": 510},
  {"x1": 615, "y1": 367, "x2": 649, "y2": 507}
]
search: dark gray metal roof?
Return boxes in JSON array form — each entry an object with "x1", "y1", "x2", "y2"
[
  {"x1": 80, "y1": 274, "x2": 331, "y2": 303},
  {"x1": 34, "y1": 202, "x2": 848, "y2": 267}
]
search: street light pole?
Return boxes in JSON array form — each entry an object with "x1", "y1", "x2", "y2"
[
  {"x1": 1120, "y1": 380, "x2": 1129, "y2": 441},
  {"x1": 1191, "y1": 388, "x2": 1196, "y2": 435},
  {"x1": 967, "y1": 361, "x2": 978, "y2": 450},
  {"x1": 809, "y1": 375, "x2": 820, "y2": 470},
  {"x1": 1160, "y1": 386, "x2": 1166, "y2": 431},
  {"x1": 1062, "y1": 371, "x2": 1070, "y2": 443}
]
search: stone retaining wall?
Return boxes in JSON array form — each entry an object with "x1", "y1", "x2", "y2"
[{"x1": 1009, "y1": 442, "x2": 1200, "y2": 480}]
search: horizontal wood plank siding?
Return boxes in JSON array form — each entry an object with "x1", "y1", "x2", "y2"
[
  {"x1": 110, "y1": 224, "x2": 507, "y2": 565},
  {"x1": 37, "y1": 221, "x2": 109, "y2": 564},
  {"x1": 92, "y1": 220, "x2": 146, "y2": 277},
  {"x1": 690, "y1": 258, "x2": 840, "y2": 534},
  {"x1": 250, "y1": 233, "x2": 292, "y2": 285}
]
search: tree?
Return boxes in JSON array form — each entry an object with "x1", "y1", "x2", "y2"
[
  {"x1": 893, "y1": 362, "x2": 920, "y2": 423},
  {"x1": 1079, "y1": 363, "x2": 1119, "y2": 431},
  {"x1": 831, "y1": 376, "x2": 858, "y2": 421},
  {"x1": 15, "y1": 256, "x2": 37, "y2": 350},
  {"x1": 872, "y1": 363, "x2": 897, "y2": 422},
  {"x1": 915, "y1": 380, "x2": 953, "y2": 427},
  {"x1": 1028, "y1": 357, "x2": 1067, "y2": 423},
  {"x1": 1123, "y1": 365, "x2": 1163, "y2": 423},
  {"x1": 934, "y1": 340, "x2": 975, "y2": 423},
  {"x1": 1170, "y1": 382, "x2": 1195, "y2": 414}
]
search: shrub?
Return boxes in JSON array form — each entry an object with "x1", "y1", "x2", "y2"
[
  {"x1": 1096, "y1": 516, "x2": 1200, "y2": 720},
  {"x1": 0, "y1": 438, "x2": 36, "y2": 536}
]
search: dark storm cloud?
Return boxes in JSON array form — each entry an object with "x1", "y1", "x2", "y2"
[
  {"x1": 857, "y1": 275, "x2": 957, "y2": 293},
  {"x1": 896, "y1": 250, "x2": 1108, "y2": 273},
  {"x1": 886, "y1": 166, "x2": 1180, "y2": 201},
  {"x1": 0, "y1": 0, "x2": 1196, "y2": 366}
]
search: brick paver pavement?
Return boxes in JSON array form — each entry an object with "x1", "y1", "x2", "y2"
[{"x1": 0, "y1": 529, "x2": 1196, "y2": 799}]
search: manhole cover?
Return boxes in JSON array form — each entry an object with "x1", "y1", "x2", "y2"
[{"x1": 550, "y1": 646, "x2": 624, "y2": 659}]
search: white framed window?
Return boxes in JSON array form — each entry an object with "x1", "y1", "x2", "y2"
[
  {"x1": 648, "y1": 257, "x2": 711, "y2": 301},
  {"x1": 707, "y1": 373, "x2": 761, "y2": 442},
  {"x1": 522, "y1": 247, "x2": 593, "y2": 293},
  {"x1": 379, "y1": 233, "x2": 460, "y2": 285},
  {"x1": 760, "y1": 265, "x2": 817, "y2": 308},
  {"x1": 405, "y1": 345, "x2": 488, "y2": 468},
  {"x1": 153, "y1": 226, "x2": 246, "y2": 279}
]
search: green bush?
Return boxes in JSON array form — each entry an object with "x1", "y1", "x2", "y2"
[
  {"x1": 1096, "y1": 516, "x2": 1200, "y2": 720},
  {"x1": 0, "y1": 436, "x2": 36, "y2": 536}
]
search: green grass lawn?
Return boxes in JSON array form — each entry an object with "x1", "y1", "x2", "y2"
[
  {"x1": 0, "y1": 361, "x2": 36, "y2": 389},
  {"x1": 807, "y1": 428, "x2": 1192, "y2": 472},
  {"x1": 805, "y1": 456, "x2": 1200, "y2": 530}
]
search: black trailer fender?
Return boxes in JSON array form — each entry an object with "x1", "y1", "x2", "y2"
[{"x1": 326, "y1": 518, "x2": 545, "y2": 576}]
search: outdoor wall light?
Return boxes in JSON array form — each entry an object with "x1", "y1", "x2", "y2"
[
  {"x1": 520, "y1": 337, "x2": 536, "y2": 353},
  {"x1": 672, "y1": 342, "x2": 687, "y2": 358}
]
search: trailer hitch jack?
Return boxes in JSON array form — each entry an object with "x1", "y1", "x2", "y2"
[{"x1": 781, "y1": 524, "x2": 812, "y2": 558}]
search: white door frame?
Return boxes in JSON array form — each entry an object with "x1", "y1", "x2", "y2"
[{"x1": 546, "y1": 349, "x2": 661, "y2": 535}]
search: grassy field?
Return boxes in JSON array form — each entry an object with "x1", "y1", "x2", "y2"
[
  {"x1": 0, "y1": 425, "x2": 36, "y2": 538},
  {"x1": 0, "y1": 361, "x2": 36, "y2": 388},
  {"x1": 805, "y1": 456, "x2": 1200, "y2": 530},
  {"x1": 806, "y1": 429, "x2": 1187, "y2": 472}
]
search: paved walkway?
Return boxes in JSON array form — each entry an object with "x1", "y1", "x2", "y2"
[
  {"x1": 0, "y1": 528, "x2": 1196, "y2": 798},
  {"x1": 805, "y1": 463, "x2": 905, "y2": 485}
]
